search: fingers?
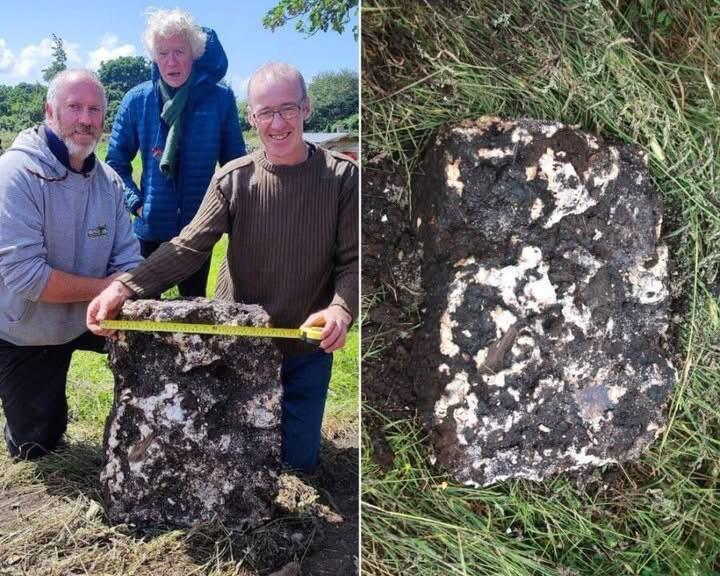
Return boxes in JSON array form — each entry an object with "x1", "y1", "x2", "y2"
[
  {"x1": 86, "y1": 297, "x2": 112, "y2": 336},
  {"x1": 301, "y1": 311, "x2": 324, "y2": 328},
  {"x1": 86, "y1": 291, "x2": 124, "y2": 337},
  {"x1": 320, "y1": 319, "x2": 348, "y2": 353},
  {"x1": 301, "y1": 307, "x2": 351, "y2": 352}
]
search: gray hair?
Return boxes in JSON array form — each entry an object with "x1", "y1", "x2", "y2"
[
  {"x1": 46, "y1": 69, "x2": 107, "y2": 114},
  {"x1": 143, "y1": 8, "x2": 207, "y2": 61},
  {"x1": 247, "y1": 62, "x2": 307, "y2": 108}
]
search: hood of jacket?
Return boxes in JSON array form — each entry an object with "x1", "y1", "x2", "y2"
[
  {"x1": 6, "y1": 126, "x2": 91, "y2": 179},
  {"x1": 151, "y1": 27, "x2": 228, "y2": 95}
]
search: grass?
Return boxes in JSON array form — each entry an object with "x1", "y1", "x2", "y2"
[{"x1": 362, "y1": 1, "x2": 720, "y2": 574}]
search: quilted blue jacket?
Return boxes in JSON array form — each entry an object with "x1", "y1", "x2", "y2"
[{"x1": 106, "y1": 28, "x2": 245, "y2": 242}]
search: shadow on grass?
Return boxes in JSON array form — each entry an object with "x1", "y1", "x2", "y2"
[{"x1": 26, "y1": 440, "x2": 105, "y2": 501}]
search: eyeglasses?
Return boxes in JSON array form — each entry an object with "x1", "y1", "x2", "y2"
[{"x1": 252, "y1": 101, "x2": 304, "y2": 125}]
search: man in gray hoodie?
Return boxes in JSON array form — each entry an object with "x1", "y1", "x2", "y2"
[{"x1": 0, "y1": 69, "x2": 142, "y2": 459}]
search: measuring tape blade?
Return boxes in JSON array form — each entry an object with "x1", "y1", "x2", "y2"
[{"x1": 100, "y1": 319, "x2": 323, "y2": 343}]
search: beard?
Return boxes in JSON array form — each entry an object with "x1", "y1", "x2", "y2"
[
  {"x1": 63, "y1": 136, "x2": 98, "y2": 160},
  {"x1": 49, "y1": 117, "x2": 100, "y2": 161}
]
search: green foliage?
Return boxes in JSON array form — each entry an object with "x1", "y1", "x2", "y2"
[
  {"x1": 327, "y1": 326, "x2": 359, "y2": 422},
  {"x1": 331, "y1": 112, "x2": 358, "y2": 132},
  {"x1": 41, "y1": 34, "x2": 67, "y2": 83},
  {"x1": 307, "y1": 69, "x2": 358, "y2": 132},
  {"x1": 621, "y1": 0, "x2": 676, "y2": 42},
  {"x1": 0, "y1": 54, "x2": 150, "y2": 138},
  {"x1": 236, "y1": 99, "x2": 252, "y2": 131},
  {"x1": 0, "y1": 83, "x2": 46, "y2": 133},
  {"x1": 263, "y1": 0, "x2": 358, "y2": 38},
  {"x1": 98, "y1": 56, "x2": 151, "y2": 127},
  {"x1": 98, "y1": 56, "x2": 150, "y2": 94}
]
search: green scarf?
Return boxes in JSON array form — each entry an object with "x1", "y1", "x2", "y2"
[{"x1": 158, "y1": 71, "x2": 194, "y2": 178}]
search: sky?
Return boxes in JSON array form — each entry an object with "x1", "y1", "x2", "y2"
[{"x1": 0, "y1": 1, "x2": 358, "y2": 98}]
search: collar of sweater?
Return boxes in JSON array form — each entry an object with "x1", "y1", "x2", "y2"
[{"x1": 256, "y1": 142, "x2": 321, "y2": 174}]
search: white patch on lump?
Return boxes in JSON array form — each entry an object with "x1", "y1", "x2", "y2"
[
  {"x1": 539, "y1": 148, "x2": 599, "y2": 228},
  {"x1": 627, "y1": 246, "x2": 669, "y2": 305},
  {"x1": 477, "y1": 147, "x2": 514, "y2": 159},
  {"x1": 445, "y1": 157, "x2": 464, "y2": 197},
  {"x1": 530, "y1": 197, "x2": 544, "y2": 220}
]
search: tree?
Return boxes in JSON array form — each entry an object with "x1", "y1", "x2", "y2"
[
  {"x1": 263, "y1": 0, "x2": 358, "y2": 39},
  {"x1": 0, "y1": 83, "x2": 46, "y2": 132},
  {"x1": 42, "y1": 34, "x2": 67, "y2": 83},
  {"x1": 306, "y1": 69, "x2": 358, "y2": 132},
  {"x1": 236, "y1": 100, "x2": 252, "y2": 132},
  {"x1": 98, "y1": 56, "x2": 151, "y2": 94},
  {"x1": 98, "y1": 56, "x2": 151, "y2": 126}
]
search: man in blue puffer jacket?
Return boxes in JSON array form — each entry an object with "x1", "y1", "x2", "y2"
[{"x1": 107, "y1": 8, "x2": 245, "y2": 297}]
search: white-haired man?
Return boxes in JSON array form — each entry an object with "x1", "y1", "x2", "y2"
[
  {"x1": 0, "y1": 69, "x2": 142, "y2": 459},
  {"x1": 88, "y1": 62, "x2": 358, "y2": 474},
  {"x1": 107, "y1": 8, "x2": 245, "y2": 298}
]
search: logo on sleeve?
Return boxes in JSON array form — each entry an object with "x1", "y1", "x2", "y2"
[{"x1": 88, "y1": 224, "x2": 108, "y2": 238}]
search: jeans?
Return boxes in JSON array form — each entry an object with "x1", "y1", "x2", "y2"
[
  {"x1": 281, "y1": 348, "x2": 333, "y2": 474},
  {"x1": 0, "y1": 331, "x2": 105, "y2": 459}
]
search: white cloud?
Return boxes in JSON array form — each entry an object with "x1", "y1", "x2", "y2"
[
  {"x1": 13, "y1": 37, "x2": 55, "y2": 76},
  {"x1": 0, "y1": 36, "x2": 81, "y2": 82},
  {"x1": 86, "y1": 34, "x2": 135, "y2": 70},
  {"x1": 0, "y1": 34, "x2": 133, "y2": 84},
  {"x1": 229, "y1": 73, "x2": 250, "y2": 99},
  {"x1": 0, "y1": 39, "x2": 14, "y2": 72}
]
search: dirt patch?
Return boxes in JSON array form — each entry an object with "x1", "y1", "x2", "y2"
[
  {"x1": 294, "y1": 428, "x2": 358, "y2": 575},
  {"x1": 362, "y1": 155, "x2": 424, "y2": 468}
]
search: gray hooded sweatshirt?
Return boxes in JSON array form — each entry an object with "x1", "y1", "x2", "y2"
[{"x1": 0, "y1": 126, "x2": 142, "y2": 345}]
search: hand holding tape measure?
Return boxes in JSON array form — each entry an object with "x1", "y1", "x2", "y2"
[
  {"x1": 87, "y1": 281, "x2": 352, "y2": 352},
  {"x1": 99, "y1": 319, "x2": 324, "y2": 344}
]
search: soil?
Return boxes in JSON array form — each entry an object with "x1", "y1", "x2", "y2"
[
  {"x1": 362, "y1": 155, "x2": 424, "y2": 469},
  {"x1": 294, "y1": 426, "x2": 358, "y2": 575}
]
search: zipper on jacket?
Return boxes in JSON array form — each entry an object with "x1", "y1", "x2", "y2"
[
  {"x1": 170, "y1": 176, "x2": 182, "y2": 233},
  {"x1": 175, "y1": 140, "x2": 184, "y2": 235}
]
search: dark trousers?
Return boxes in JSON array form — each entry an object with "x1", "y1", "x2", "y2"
[
  {"x1": 0, "y1": 331, "x2": 105, "y2": 459},
  {"x1": 140, "y1": 240, "x2": 211, "y2": 298},
  {"x1": 281, "y1": 349, "x2": 334, "y2": 474}
]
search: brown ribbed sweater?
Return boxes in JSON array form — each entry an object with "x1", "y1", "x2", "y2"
[{"x1": 118, "y1": 144, "x2": 358, "y2": 356}]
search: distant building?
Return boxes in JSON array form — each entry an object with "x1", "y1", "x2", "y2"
[{"x1": 304, "y1": 132, "x2": 358, "y2": 160}]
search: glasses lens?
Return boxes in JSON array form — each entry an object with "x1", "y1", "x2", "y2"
[
  {"x1": 255, "y1": 102, "x2": 302, "y2": 125},
  {"x1": 256, "y1": 110, "x2": 274, "y2": 124},
  {"x1": 279, "y1": 105, "x2": 300, "y2": 120}
]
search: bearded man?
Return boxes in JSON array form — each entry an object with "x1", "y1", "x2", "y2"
[{"x1": 0, "y1": 69, "x2": 142, "y2": 459}]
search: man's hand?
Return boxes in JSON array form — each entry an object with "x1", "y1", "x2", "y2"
[
  {"x1": 86, "y1": 280, "x2": 135, "y2": 336},
  {"x1": 301, "y1": 305, "x2": 352, "y2": 353},
  {"x1": 136, "y1": 206, "x2": 143, "y2": 218}
]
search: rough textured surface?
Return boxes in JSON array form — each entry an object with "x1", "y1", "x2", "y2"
[
  {"x1": 102, "y1": 298, "x2": 282, "y2": 527},
  {"x1": 413, "y1": 117, "x2": 677, "y2": 487}
]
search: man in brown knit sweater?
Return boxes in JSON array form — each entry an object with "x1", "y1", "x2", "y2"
[{"x1": 87, "y1": 62, "x2": 358, "y2": 474}]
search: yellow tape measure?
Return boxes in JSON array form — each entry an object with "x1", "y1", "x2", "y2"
[{"x1": 99, "y1": 320, "x2": 324, "y2": 344}]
